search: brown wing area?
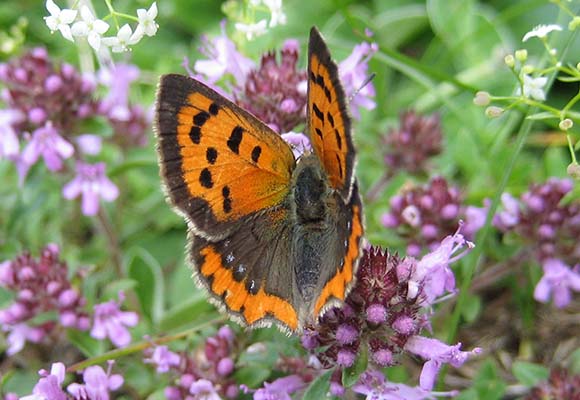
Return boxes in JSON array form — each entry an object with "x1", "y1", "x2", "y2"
[
  {"x1": 155, "y1": 74, "x2": 296, "y2": 238},
  {"x1": 190, "y1": 207, "x2": 299, "y2": 332},
  {"x1": 307, "y1": 27, "x2": 355, "y2": 201},
  {"x1": 313, "y1": 182, "x2": 363, "y2": 316}
]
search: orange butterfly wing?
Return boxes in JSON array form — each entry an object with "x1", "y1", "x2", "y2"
[
  {"x1": 307, "y1": 27, "x2": 356, "y2": 201},
  {"x1": 155, "y1": 74, "x2": 296, "y2": 238}
]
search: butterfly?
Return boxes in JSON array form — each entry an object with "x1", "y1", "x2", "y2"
[{"x1": 155, "y1": 27, "x2": 363, "y2": 332}]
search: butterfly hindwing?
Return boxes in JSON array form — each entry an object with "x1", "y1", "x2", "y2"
[
  {"x1": 190, "y1": 206, "x2": 300, "y2": 331},
  {"x1": 307, "y1": 27, "x2": 355, "y2": 201},
  {"x1": 156, "y1": 74, "x2": 296, "y2": 238}
]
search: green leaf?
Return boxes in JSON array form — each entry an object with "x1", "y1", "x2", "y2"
[
  {"x1": 108, "y1": 159, "x2": 158, "y2": 178},
  {"x1": 570, "y1": 348, "x2": 580, "y2": 374},
  {"x1": 455, "y1": 388, "x2": 479, "y2": 400},
  {"x1": 461, "y1": 294, "x2": 482, "y2": 323},
  {"x1": 342, "y1": 345, "x2": 368, "y2": 387},
  {"x1": 158, "y1": 293, "x2": 215, "y2": 331},
  {"x1": 426, "y1": 0, "x2": 478, "y2": 65},
  {"x1": 103, "y1": 278, "x2": 138, "y2": 300},
  {"x1": 543, "y1": 147, "x2": 567, "y2": 178},
  {"x1": 512, "y1": 361, "x2": 549, "y2": 387},
  {"x1": 233, "y1": 364, "x2": 271, "y2": 388},
  {"x1": 471, "y1": 360, "x2": 507, "y2": 400},
  {"x1": 126, "y1": 247, "x2": 165, "y2": 325},
  {"x1": 66, "y1": 329, "x2": 104, "y2": 358},
  {"x1": 303, "y1": 370, "x2": 332, "y2": 400}
]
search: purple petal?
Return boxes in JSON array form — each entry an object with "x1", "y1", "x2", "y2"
[
  {"x1": 76, "y1": 134, "x2": 102, "y2": 155},
  {"x1": 419, "y1": 359, "x2": 440, "y2": 390},
  {"x1": 62, "y1": 177, "x2": 82, "y2": 200},
  {"x1": 90, "y1": 320, "x2": 108, "y2": 340},
  {"x1": 81, "y1": 190, "x2": 100, "y2": 216},
  {"x1": 108, "y1": 374, "x2": 123, "y2": 390},
  {"x1": 98, "y1": 177, "x2": 119, "y2": 201},
  {"x1": 108, "y1": 324, "x2": 131, "y2": 348}
]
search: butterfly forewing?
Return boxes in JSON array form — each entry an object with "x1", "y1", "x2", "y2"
[
  {"x1": 307, "y1": 27, "x2": 356, "y2": 201},
  {"x1": 156, "y1": 74, "x2": 296, "y2": 238}
]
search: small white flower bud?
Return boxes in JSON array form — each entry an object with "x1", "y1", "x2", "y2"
[
  {"x1": 567, "y1": 163, "x2": 580, "y2": 179},
  {"x1": 559, "y1": 118, "x2": 573, "y2": 131},
  {"x1": 485, "y1": 106, "x2": 504, "y2": 118},
  {"x1": 515, "y1": 49, "x2": 528, "y2": 62},
  {"x1": 473, "y1": 91, "x2": 491, "y2": 106},
  {"x1": 504, "y1": 54, "x2": 515, "y2": 68}
]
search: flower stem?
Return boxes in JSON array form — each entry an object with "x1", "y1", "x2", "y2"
[{"x1": 67, "y1": 315, "x2": 226, "y2": 372}]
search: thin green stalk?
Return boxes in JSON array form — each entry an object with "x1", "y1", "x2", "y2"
[{"x1": 68, "y1": 316, "x2": 225, "y2": 372}]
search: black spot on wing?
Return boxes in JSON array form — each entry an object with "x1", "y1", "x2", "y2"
[
  {"x1": 327, "y1": 112, "x2": 335, "y2": 128},
  {"x1": 324, "y1": 87, "x2": 331, "y2": 102},
  {"x1": 336, "y1": 154, "x2": 343, "y2": 178},
  {"x1": 200, "y1": 168, "x2": 213, "y2": 188},
  {"x1": 251, "y1": 145, "x2": 262, "y2": 163},
  {"x1": 312, "y1": 103, "x2": 324, "y2": 123},
  {"x1": 189, "y1": 126, "x2": 201, "y2": 144},
  {"x1": 228, "y1": 126, "x2": 243, "y2": 154},
  {"x1": 194, "y1": 111, "x2": 210, "y2": 127},
  {"x1": 222, "y1": 186, "x2": 232, "y2": 213},
  {"x1": 208, "y1": 102, "x2": 219, "y2": 116},
  {"x1": 206, "y1": 147, "x2": 218, "y2": 164}
]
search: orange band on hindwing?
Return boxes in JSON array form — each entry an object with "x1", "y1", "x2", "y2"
[{"x1": 198, "y1": 245, "x2": 299, "y2": 331}]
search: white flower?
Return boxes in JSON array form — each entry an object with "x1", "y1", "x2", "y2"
[
  {"x1": 102, "y1": 24, "x2": 139, "y2": 52},
  {"x1": 518, "y1": 74, "x2": 548, "y2": 101},
  {"x1": 263, "y1": 0, "x2": 286, "y2": 27},
  {"x1": 44, "y1": 0, "x2": 78, "y2": 42},
  {"x1": 235, "y1": 19, "x2": 268, "y2": 40},
  {"x1": 131, "y1": 2, "x2": 158, "y2": 42},
  {"x1": 71, "y1": 6, "x2": 109, "y2": 51},
  {"x1": 522, "y1": 24, "x2": 562, "y2": 42}
]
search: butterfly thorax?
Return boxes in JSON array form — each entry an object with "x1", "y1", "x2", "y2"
[{"x1": 292, "y1": 154, "x2": 333, "y2": 224}]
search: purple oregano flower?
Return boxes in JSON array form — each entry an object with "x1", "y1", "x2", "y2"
[
  {"x1": 91, "y1": 292, "x2": 138, "y2": 348},
  {"x1": 62, "y1": 161, "x2": 119, "y2": 216}
]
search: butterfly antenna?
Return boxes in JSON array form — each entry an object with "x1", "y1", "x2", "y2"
[{"x1": 348, "y1": 73, "x2": 376, "y2": 103}]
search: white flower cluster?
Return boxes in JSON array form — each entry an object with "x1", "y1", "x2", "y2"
[
  {"x1": 44, "y1": 0, "x2": 158, "y2": 53},
  {"x1": 235, "y1": 0, "x2": 287, "y2": 40}
]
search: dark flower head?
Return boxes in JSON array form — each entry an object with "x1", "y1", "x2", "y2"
[
  {"x1": 524, "y1": 368, "x2": 580, "y2": 400},
  {"x1": 152, "y1": 325, "x2": 239, "y2": 399},
  {"x1": 381, "y1": 177, "x2": 484, "y2": 255},
  {"x1": 303, "y1": 230, "x2": 478, "y2": 389},
  {"x1": 495, "y1": 178, "x2": 580, "y2": 264},
  {"x1": 303, "y1": 247, "x2": 422, "y2": 369},
  {"x1": 0, "y1": 47, "x2": 97, "y2": 134},
  {"x1": 0, "y1": 244, "x2": 89, "y2": 354},
  {"x1": 107, "y1": 104, "x2": 150, "y2": 148},
  {"x1": 383, "y1": 110, "x2": 442, "y2": 176},
  {"x1": 235, "y1": 39, "x2": 307, "y2": 133}
]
